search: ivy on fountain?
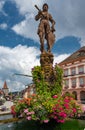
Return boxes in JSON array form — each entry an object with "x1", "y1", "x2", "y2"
[{"x1": 32, "y1": 65, "x2": 63, "y2": 96}]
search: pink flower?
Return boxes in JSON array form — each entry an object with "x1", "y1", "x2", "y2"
[
  {"x1": 73, "y1": 108, "x2": 76, "y2": 113},
  {"x1": 53, "y1": 95, "x2": 58, "y2": 98},
  {"x1": 53, "y1": 112, "x2": 57, "y2": 114},
  {"x1": 70, "y1": 113, "x2": 74, "y2": 117},
  {"x1": 27, "y1": 116, "x2": 32, "y2": 120},
  {"x1": 27, "y1": 112, "x2": 32, "y2": 115},
  {"x1": 27, "y1": 111, "x2": 35, "y2": 115},
  {"x1": 31, "y1": 111, "x2": 35, "y2": 114},
  {"x1": 43, "y1": 119, "x2": 49, "y2": 123},
  {"x1": 82, "y1": 106, "x2": 85, "y2": 112},
  {"x1": 78, "y1": 114, "x2": 81, "y2": 117},
  {"x1": 24, "y1": 109, "x2": 28, "y2": 113}
]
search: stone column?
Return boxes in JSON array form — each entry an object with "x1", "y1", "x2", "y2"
[
  {"x1": 68, "y1": 68, "x2": 71, "y2": 75},
  {"x1": 69, "y1": 78, "x2": 71, "y2": 89},
  {"x1": 76, "y1": 77, "x2": 79, "y2": 88},
  {"x1": 76, "y1": 66, "x2": 78, "y2": 75},
  {"x1": 84, "y1": 64, "x2": 85, "y2": 73}
]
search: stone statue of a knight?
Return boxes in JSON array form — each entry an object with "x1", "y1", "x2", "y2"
[{"x1": 35, "y1": 3, "x2": 55, "y2": 53}]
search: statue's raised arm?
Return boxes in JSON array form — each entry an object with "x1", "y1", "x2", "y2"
[{"x1": 35, "y1": 3, "x2": 56, "y2": 53}]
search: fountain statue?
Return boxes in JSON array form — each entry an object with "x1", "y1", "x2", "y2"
[
  {"x1": 35, "y1": 3, "x2": 55, "y2": 53},
  {"x1": 35, "y1": 3, "x2": 56, "y2": 85}
]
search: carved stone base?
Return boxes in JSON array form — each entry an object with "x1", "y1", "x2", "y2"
[
  {"x1": 40, "y1": 51, "x2": 56, "y2": 85},
  {"x1": 40, "y1": 51, "x2": 54, "y2": 67}
]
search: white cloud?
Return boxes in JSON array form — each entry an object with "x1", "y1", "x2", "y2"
[
  {"x1": 0, "y1": 0, "x2": 7, "y2": 16},
  {"x1": 0, "y1": 44, "x2": 70, "y2": 91},
  {"x1": 0, "y1": 45, "x2": 40, "y2": 91},
  {"x1": 0, "y1": 1, "x2": 5, "y2": 12},
  {"x1": 54, "y1": 54, "x2": 70, "y2": 65},
  {"x1": 14, "y1": 0, "x2": 45, "y2": 15},
  {"x1": 12, "y1": 13, "x2": 38, "y2": 41},
  {"x1": 0, "y1": 23, "x2": 8, "y2": 30},
  {"x1": 45, "y1": 0, "x2": 85, "y2": 46},
  {"x1": 12, "y1": 0, "x2": 46, "y2": 41},
  {"x1": 12, "y1": 0, "x2": 85, "y2": 46}
]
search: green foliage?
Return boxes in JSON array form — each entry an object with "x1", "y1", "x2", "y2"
[
  {"x1": 32, "y1": 66, "x2": 48, "y2": 95},
  {"x1": 51, "y1": 65, "x2": 63, "y2": 94},
  {"x1": 32, "y1": 65, "x2": 63, "y2": 95},
  {"x1": 15, "y1": 100, "x2": 28, "y2": 115}
]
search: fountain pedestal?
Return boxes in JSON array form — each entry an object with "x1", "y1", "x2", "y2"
[{"x1": 40, "y1": 51, "x2": 56, "y2": 85}]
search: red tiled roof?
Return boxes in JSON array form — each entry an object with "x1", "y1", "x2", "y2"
[{"x1": 59, "y1": 46, "x2": 85, "y2": 65}]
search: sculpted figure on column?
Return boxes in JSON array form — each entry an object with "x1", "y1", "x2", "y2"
[{"x1": 35, "y1": 3, "x2": 55, "y2": 53}]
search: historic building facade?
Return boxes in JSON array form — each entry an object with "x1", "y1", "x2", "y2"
[{"x1": 59, "y1": 46, "x2": 85, "y2": 104}]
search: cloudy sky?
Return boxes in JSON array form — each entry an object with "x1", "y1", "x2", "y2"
[{"x1": 0, "y1": 0, "x2": 85, "y2": 92}]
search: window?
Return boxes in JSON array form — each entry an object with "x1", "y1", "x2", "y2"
[
  {"x1": 78, "y1": 66, "x2": 84, "y2": 74},
  {"x1": 71, "y1": 78, "x2": 76, "y2": 88},
  {"x1": 64, "y1": 80, "x2": 69, "y2": 89},
  {"x1": 79, "y1": 77, "x2": 84, "y2": 87},
  {"x1": 71, "y1": 67, "x2": 76, "y2": 75},
  {"x1": 64, "y1": 69, "x2": 68, "y2": 76},
  {"x1": 72, "y1": 91, "x2": 77, "y2": 100},
  {"x1": 80, "y1": 91, "x2": 85, "y2": 104}
]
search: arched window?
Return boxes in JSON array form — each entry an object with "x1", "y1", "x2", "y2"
[
  {"x1": 72, "y1": 91, "x2": 77, "y2": 100},
  {"x1": 80, "y1": 91, "x2": 85, "y2": 104}
]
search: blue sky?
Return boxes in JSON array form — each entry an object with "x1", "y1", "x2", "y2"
[{"x1": 0, "y1": 0, "x2": 84, "y2": 91}]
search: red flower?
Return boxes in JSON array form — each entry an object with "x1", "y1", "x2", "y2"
[
  {"x1": 64, "y1": 103, "x2": 69, "y2": 109},
  {"x1": 53, "y1": 95, "x2": 58, "y2": 98},
  {"x1": 59, "y1": 112, "x2": 67, "y2": 118},
  {"x1": 64, "y1": 99, "x2": 69, "y2": 103},
  {"x1": 11, "y1": 105, "x2": 16, "y2": 117},
  {"x1": 73, "y1": 108, "x2": 76, "y2": 113}
]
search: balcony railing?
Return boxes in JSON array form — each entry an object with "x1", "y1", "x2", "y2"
[
  {"x1": 80, "y1": 84, "x2": 85, "y2": 87},
  {"x1": 71, "y1": 85, "x2": 76, "y2": 88},
  {"x1": 64, "y1": 72, "x2": 85, "y2": 77},
  {"x1": 64, "y1": 74, "x2": 68, "y2": 77},
  {"x1": 71, "y1": 72, "x2": 76, "y2": 76},
  {"x1": 64, "y1": 86, "x2": 69, "y2": 89},
  {"x1": 79, "y1": 71, "x2": 84, "y2": 74}
]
